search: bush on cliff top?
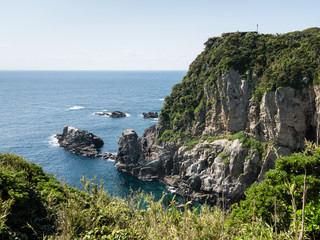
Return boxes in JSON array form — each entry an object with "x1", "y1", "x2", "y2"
[{"x1": 159, "y1": 28, "x2": 320, "y2": 142}]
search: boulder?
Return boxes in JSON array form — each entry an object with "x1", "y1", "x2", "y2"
[
  {"x1": 142, "y1": 112, "x2": 158, "y2": 119},
  {"x1": 55, "y1": 126, "x2": 104, "y2": 158}
]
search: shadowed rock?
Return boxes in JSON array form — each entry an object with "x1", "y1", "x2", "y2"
[
  {"x1": 142, "y1": 112, "x2": 158, "y2": 119},
  {"x1": 56, "y1": 126, "x2": 104, "y2": 158}
]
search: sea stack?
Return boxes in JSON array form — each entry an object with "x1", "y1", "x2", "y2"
[{"x1": 56, "y1": 126, "x2": 104, "y2": 158}]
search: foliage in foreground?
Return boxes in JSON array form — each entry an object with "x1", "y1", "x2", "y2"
[
  {"x1": 231, "y1": 142, "x2": 320, "y2": 239},
  {"x1": 1, "y1": 149, "x2": 320, "y2": 239}
]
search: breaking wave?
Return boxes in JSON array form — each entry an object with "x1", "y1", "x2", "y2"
[
  {"x1": 69, "y1": 105, "x2": 85, "y2": 110},
  {"x1": 49, "y1": 135, "x2": 59, "y2": 147}
]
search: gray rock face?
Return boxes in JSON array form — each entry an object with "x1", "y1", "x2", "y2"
[
  {"x1": 116, "y1": 128, "x2": 166, "y2": 180},
  {"x1": 56, "y1": 126, "x2": 104, "y2": 158},
  {"x1": 117, "y1": 127, "x2": 268, "y2": 205},
  {"x1": 117, "y1": 129, "x2": 142, "y2": 165},
  {"x1": 203, "y1": 70, "x2": 317, "y2": 150},
  {"x1": 116, "y1": 70, "x2": 320, "y2": 205}
]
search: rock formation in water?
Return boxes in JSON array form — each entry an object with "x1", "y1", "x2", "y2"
[
  {"x1": 56, "y1": 126, "x2": 104, "y2": 158},
  {"x1": 116, "y1": 28, "x2": 320, "y2": 205},
  {"x1": 142, "y1": 112, "x2": 158, "y2": 119},
  {"x1": 95, "y1": 111, "x2": 127, "y2": 118}
]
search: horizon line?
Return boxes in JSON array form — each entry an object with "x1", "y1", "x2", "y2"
[{"x1": 0, "y1": 69, "x2": 188, "y2": 71}]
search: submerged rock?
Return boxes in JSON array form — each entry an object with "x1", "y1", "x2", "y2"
[
  {"x1": 142, "y1": 112, "x2": 158, "y2": 119},
  {"x1": 56, "y1": 126, "x2": 104, "y2": 158},
  {"x1": 94, "y1": 112, "x2": 109, "y2": 116},
  {"x1": 94, "y1": 111, "x2": 127, "y2": 118},
  {"x1": 109, "y1": 111, "x2": 127, "y2": 118}
]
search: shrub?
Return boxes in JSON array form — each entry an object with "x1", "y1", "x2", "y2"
[{"x1": 230, "y1": 142, "x2": 320, "y2": 238}]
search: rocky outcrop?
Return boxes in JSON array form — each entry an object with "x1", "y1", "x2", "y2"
[
  {"x1": 101, "y1": 152, "x2": 117, "y2": 161},
  {"x1": 116, "y1": 126, "x2": 272, "y2": 205},
  {"x1": 116, "y1": 70, "x2": 320, "y2": 205},
  {"x1": 56, "y1": 126, "x2": 104, "y2": 158},
  {"x1": 95, "y1": 111, "x2": 126, "y2": 118},
  {"x1": 142, "y1": 112, "x2": 158, "y2": 119}
]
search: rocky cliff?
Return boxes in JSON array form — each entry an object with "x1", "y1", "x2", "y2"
[{"x1": 116, "y1": 28, "x2": 320, "y2": 205}]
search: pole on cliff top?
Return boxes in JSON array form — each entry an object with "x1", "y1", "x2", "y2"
[{"x1": 256, "y1": 24, "x2": 259, "y2": 33}]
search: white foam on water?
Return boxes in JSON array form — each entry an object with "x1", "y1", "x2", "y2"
[
  {"x1": 69, "y1": 105, "x2": 85, "y2": 110},
  {"x1": 125, "y1": 113, "x2": 131, "y2": 117},
  {"x1": 49, "y1": 135, "x2": 59, "y2": 147},
  {"x1": 167, "y1": 186, "x2": 177, "y2": 193},
  {"x1": 158, "y1": 98, "x2": 165, "y2": 101}
]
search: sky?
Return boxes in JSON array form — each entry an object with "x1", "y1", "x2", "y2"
[{"x1": 0, "y1": 0, "x2": 319, "y2": 70}]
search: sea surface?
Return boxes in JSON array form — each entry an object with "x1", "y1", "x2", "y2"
[{"x1": 0, "y1": 70, "x2": 186, "y2": 199}]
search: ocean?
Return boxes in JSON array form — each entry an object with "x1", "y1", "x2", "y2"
[{"x1": 0, "y1": 70, "x2": 186, "y2": 199}]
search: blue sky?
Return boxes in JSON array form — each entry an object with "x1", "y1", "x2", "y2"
[{"x1": 0, "y1": 0, "x2": 319, "y2": 70}]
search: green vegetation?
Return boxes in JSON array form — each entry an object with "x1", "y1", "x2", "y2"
[
  {"x1": 217, "y1": 152, "x2": 230, "y2": 164},
  {"x1": 184, "y1": 135, "x2": 225, "y2": 147},
  {"x1": 158, "y1": 28, "x2": 320, "y2": 142},
  {"x1": 1, "y1": 149, "x2": 320, "y2": 239},
  {"x1": 226, "y1": 131, "x2": 268, "y2": 157},
  {"x1": 230, "y1": 142, "x2": 320, "y2": 239},
  {"x1": 183, "y1": 131, "x2": 268, "y2": 160},
  {"x1": 217, "y1": 152, "x2": 229, "y2": 159}
]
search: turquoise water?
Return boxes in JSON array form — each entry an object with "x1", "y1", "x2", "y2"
[{"x1": 0, "y1": 70, "x2": 186, "y2": 199}]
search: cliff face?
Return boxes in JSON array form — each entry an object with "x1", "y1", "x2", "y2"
[
  {"x1": 202, "y1": 69, "x2": 318, "y2": 150},
  {"x1": 116, "y1": 75, "x2": 320, "y2": 204},
  {"x1": 116, "y1": 28, "x2": 320, "y2": 205}
]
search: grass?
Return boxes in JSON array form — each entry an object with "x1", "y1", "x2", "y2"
[
  {"x1": 217, "y1": 152, "x2": 230, "y2": 164},
  {"x1": 1, "y1": 152, "x2": 317, "y2": 239}
]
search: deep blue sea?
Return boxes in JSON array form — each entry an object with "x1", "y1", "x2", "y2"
[{"x1": 0, "y1": 70, "x2": 186, "y2": 199}]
